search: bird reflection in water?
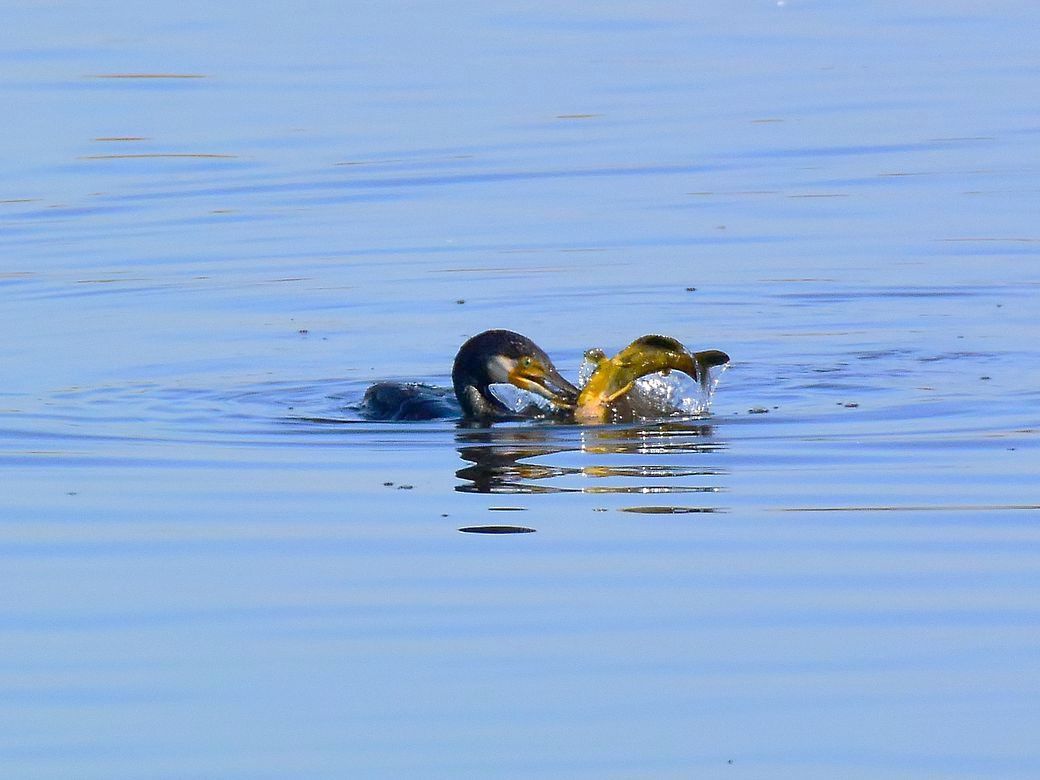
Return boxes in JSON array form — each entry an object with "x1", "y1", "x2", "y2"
[{"x1": 455, "y1": 421, "x2": 727, "y2": 507}]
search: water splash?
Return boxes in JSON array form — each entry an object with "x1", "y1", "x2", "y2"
[
  {"x1": 486, "y1": 383, "x2": 555, "y2": 415},
  {"x1": 578, "y1": 351, "x2": 601, "y2": 388},
  {"x1": 578, "y1": 350, "x2": 727, "y2": 421}
]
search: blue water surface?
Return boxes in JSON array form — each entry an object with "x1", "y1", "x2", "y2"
[{"x1": 2, "y1": 2, "x2": 1039, "y2": 778}]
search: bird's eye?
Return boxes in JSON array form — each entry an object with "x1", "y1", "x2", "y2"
[{"x1": 520, "y1": 356, "x2": 533, "y2": 368}]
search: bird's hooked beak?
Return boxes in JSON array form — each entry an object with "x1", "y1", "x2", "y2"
[{"x1": 507, "y1": 356, "x2": 579, "y2": 408}]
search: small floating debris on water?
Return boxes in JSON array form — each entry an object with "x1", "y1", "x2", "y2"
[
  {"x1": 458, "y1": 525, "x2": 537, "y2": 534},
  {"x1": 843, "y1": 402, "x2": 859, "y2": 408},
  {"x1": 488, "y1": 506, "x2": 527, "y2": 512},
  {"x1": 748, "y1": 406, "x2": 769, "y2": 414},
  {"x1": 383, "y1": 481, "x2": 394, "y2": 487},
  {"x1": 455, "y1": 299, "x2": 465, "y2": 304},
  {"x1": 396, "y1": 484, "x2": 414, "y2": 490}
]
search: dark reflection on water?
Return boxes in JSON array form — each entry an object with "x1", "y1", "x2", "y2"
[
  {"x1": 455, "y1": 426, "x2": 577, "y2": 494},
  {"x1": 455, "y1": 420, "x2": 727, "y2": 508},
  {"x1": 620, "y1": 506, "x2": 720, "y2": 514},
  {"x1": 457, "y1": 525, "x2": 537, "y2": 534}
]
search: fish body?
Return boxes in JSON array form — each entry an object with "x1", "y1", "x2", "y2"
[{"x1": 575, "y1": 335, "x2": 729, "y2": 424}]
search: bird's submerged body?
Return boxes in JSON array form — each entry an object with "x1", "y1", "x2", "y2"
[{"x1": 359, "y1": 382, "x2": 459, "y2": 421}]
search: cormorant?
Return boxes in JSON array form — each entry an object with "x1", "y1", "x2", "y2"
[
  {"x1": 360, "y1": 329, "x2": 577, "y2": 421},
  {"x1": 451, "y1": 329, "x2": 578, "y2": 420}
]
